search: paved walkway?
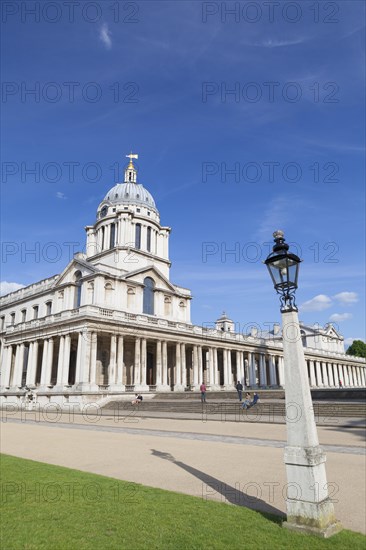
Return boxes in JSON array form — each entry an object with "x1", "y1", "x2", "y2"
[{"x1": 1, "y1": 411, "x2": 365, "y2": 535}]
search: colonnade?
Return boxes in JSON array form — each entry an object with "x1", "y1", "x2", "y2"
[{"x1": 1, "y1": 332, "x2": 365, "y2": 392}]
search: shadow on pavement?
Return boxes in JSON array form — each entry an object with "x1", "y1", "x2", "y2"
[{"x1": 151, "y1": 448, "x2": 284, "y2": 524}]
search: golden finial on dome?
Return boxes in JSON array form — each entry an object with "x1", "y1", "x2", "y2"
[{"x1": 126, "y1": 152, "x2": 138, "y2": 169}]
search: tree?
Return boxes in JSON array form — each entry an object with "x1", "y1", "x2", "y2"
[{"x1": 346, "y1": 340, "x2": 366, "y2": 359}]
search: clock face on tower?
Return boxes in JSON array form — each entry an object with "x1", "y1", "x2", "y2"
[{"x1": 100, "y1": 206, "x2": 108, "y2": 218}]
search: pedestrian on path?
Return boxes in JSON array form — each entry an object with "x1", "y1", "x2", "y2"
[
  {"x1": 200, "y1": 382, "x2": 207, "y2": 403},
  {"x1": 236, "y1": 380, "x2": 243, "y2": 401}
]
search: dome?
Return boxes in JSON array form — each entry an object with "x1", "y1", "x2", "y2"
[{"x1": 102, "y1": 182, "x2": 158, "y2": 213}]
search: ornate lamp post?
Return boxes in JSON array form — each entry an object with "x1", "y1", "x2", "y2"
[{"x1": 265, "y1": 230, "x2": 342, "y2": 537}]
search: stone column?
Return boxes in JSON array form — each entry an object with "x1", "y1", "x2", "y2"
[
  {"x1": 55, "y1": 336, "x2": 65, "y2": 386},
  {"x1": 193, "y1": 345, "x2": 199, "y2": 388},
  {"x1": 348, "y1": 366, "x2": 354, "y2": 386},
  {"x1": 355, "y1": 367, "x2": 360, "y2": 386},
  {"x1": 259, "y1": 354, "x2": 267, "y2": 387},
  {"x1": 213, "y1": 348, "x2": 219, "y2": 386},
  {"x1": 62, "y1": 335, "x2": 72, "y2": 386},
  {"x1": 105, "y1": 224, "x2": 111, "y2": 249},
  {"x1": 77, "y1": 333, "x2": 91, "y2": 388},
  {"x1": 339, "y1": 365, "x2": 348, "y2": 387},
  {"x1": 174, "y1": 343, "x2": 183, "y2": 391},
  {"x1": 223, "y1": 349, "x2": 229, "y2": 387},
  {"x1": 40, "y1": 340, "x2": 50, "y2": 386},
  {"x1": 352, "y1": 367, "x2": 358, "y2": 387},
  {"x1": 25, "y1": 343, "x2": 34, "y2": 386},
  {"x1": 181, "y1": 343, "x2": 186, "y2": 388},
  {"x1": 198, "y1": 345, "x2": 203, "y2": 385},
  {"x1": 314, "y1": 361, "x2": 322, "y2": 387},
  {"x1": 109, "y1": 334, "x2": 117, "y2": 386},
  {"x1": 327, "y1": 362, "x2": 334, "y2": 387},
  {"x1": 41, "y1": 338, "x2": 54, "y2": 387},
  {"x1": 156, "y1": 340, "x2": 162, "y2": 386},
  {"x1": 160, "y1": 340, "x2": 169, "y2": 391},
  {"x1": 321, "y1": 362, "x2": 329, "y2": 387},
  {"x1": 309, "y1": 360, "x2": 316, "y2": 388},
  {"x1": 134, "y1": 337, "x2": 141, "y2": 386},
  {"x1": 208, "y1": 348, "x2": 214, "y2": 386},
  {"x1": 2, "y1": 346, "x2": 13, "y2": 388},
  {"x1": 140, "y1": 338, "x2": 148, "y2": 390},
  {"x1": 116, "y1": 335, "x2": 125, "y2": 388},
  {"x1": 348, "y1": 366, "x2": 354, "y2": 387},
  {"x1": 342, "y1": 364, "x2": 349, "y2": 387},
  {"x1": 237, "y1": 351, "x2": 244, "y2": 385},
  {"x1": 74, "y1": 333, "x2": 83, "y2": 385},
  {"x1": 14, "y1": 344, "x2": 25, "y2": 387},
  {"x1": 361, "y1": 367, "x2": 366, "y2": 388},
  {"x1": 248, "y1": 352, "x2": 256, "y2": 387},
  {"x1": 269, "y1": 355, "x2": 277, "y2": 386}
]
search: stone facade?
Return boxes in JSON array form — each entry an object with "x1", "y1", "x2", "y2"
[{"x1": 1, "y1": 156, "x2": 365, "y2": 406}]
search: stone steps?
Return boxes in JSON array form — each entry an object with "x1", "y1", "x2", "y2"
[
  {"x1": 155, "y1": 390, "x2": 285, "y2": 400},
  {"x1": 103, "y1": 399, "x2": 366, "y2": 418}
]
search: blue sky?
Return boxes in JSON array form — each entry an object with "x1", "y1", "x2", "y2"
[{"x1": 1, "y1": 0, "x2": 365, "y2": 345}]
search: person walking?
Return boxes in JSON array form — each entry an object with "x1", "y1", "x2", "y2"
[
  {"x1": 236, "y1": 380, "x2": 243, "y2": 401},
  {"x1": 200, "y1": 382, "x2": 207, "y2": 403}
]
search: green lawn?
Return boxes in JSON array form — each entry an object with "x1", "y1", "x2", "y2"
[{"x1": 1, "y1": 454, "x2": 365, "y2": 550}]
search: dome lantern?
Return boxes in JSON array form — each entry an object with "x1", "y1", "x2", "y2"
[{"x1": 125, "y1": 152, "x2": 138, "y2": 183}]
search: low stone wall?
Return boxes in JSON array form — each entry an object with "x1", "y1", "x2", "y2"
[{"x1": 310, "y1": 388, "x2": 366, "y2": 401}]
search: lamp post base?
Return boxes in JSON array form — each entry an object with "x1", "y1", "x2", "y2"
[{"x1": 284, "y1": 515, "x2": 342, "y2": 538}]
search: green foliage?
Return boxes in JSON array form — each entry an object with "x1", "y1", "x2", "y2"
[
  {"x1": 1, "y1": 454, "x2": 365, "y2": 550},
  {"x1": 346, "y1": 340, "x2": 366, "y2": 359}
]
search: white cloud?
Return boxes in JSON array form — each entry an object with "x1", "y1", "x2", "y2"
[
  {"x1": 99, "y1": 23, "x2": 112, "y2": 50},
  {"x1": 333, "y1": 291, "x2": 358, "y2": 305},
  {"x1": 300, "y1": 294, "x2": 332, "y2": 312},
  {"x1": 260, "y1": 38, "x2": 305, "y2": 48},
  {"x1": 344, "y1": 337, "x2": 365, "y2": 346},
  {"x1": 56, "y1": 192, "x2": 67, "y2": 200},
  {"x1": 329, "y1": 313, "x2": 352, "y2": 322},
  {"x1": 0, "y1": 281, "x2": 25, "y2": 296}
]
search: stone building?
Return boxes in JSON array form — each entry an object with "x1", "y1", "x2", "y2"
[{"x1": 0, "y1": 155, "x2": 365, "y2": 406}]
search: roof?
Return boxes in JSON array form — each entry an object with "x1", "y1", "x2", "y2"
[{"x1": 102, "y1": 182, "x2": 158, "y2": 213}]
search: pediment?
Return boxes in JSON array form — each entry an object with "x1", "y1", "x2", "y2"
[
  {"x1": 323, "y1": 323, "x2": 342, "y2": 339},
  {"x1": 123, "y1": 265, "x2": 176, "y2": 292},
  {"x1": 54, "y1": 257, "x2": 98, "y2": 287}
]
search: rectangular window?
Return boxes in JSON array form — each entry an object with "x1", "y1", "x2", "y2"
[
  {"x1": 21, "y1": 309, "x2": 26, "y2": 322},
  {"x1": 1, "y1": 316, "x2": 5, "y2": 330},
  {"x1": 46, "y1": 302, "x2": 52, "y2": 316},
  {"x1": 33, "y1": 306, "x2": 39, "y2": 320},
  {"x1": 135, "y1": 223, "x2": 141, "y2": 249},
  {"x1": 147, "y1": 227, "x2": 151, "y2": 252},
  {"x1": 10, "y1": 313, "x2": 15, "y2": 325}
]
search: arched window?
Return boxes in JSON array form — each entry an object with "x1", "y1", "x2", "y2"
[
  {"x1": 74, "y1": 271, "x2": 82, "y2": 308},
  {"x1": 135, "y1": 223, "x2": 141, "y2": 249},
  {"x1": 143, "y1": 277, "x2": 155, "y2": 315}
]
